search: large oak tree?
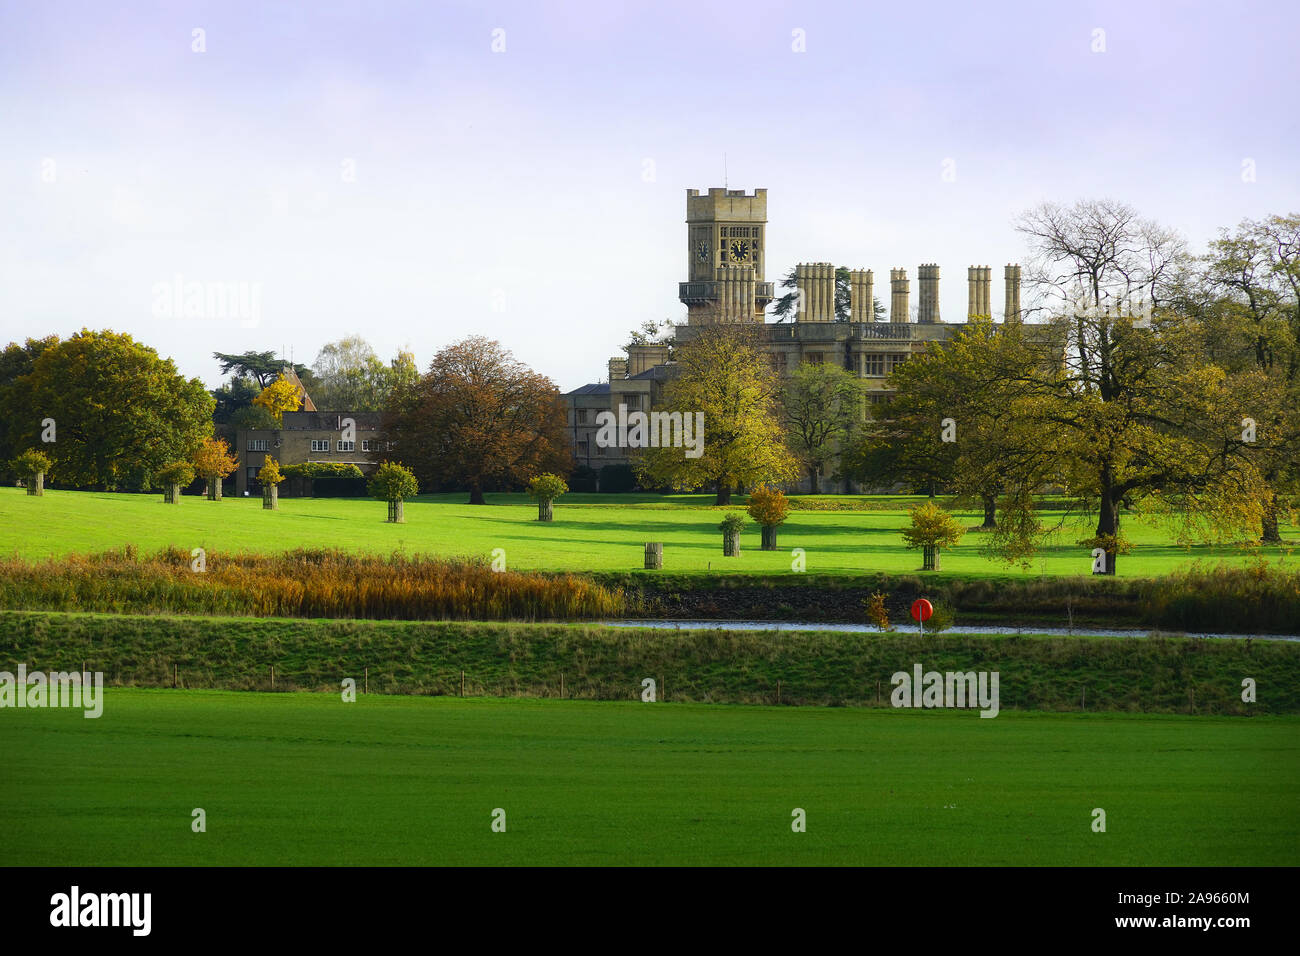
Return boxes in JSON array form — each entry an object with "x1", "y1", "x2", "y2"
[{"x1": 381, "y1": 336, "x2": 570, "y2": 504}]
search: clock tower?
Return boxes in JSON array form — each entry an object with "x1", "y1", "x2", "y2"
[{"x1": 679, "y1": 187, "x2": 773, "y2": 324}]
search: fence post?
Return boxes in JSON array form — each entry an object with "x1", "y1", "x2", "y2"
[
  {"x1": 560, "y1": 673, "x2": 564, "y2": 699},
  {"x1": 365, "y1": 666, "x2": 368, "y2": 695},
  {"x1": 461, "y1": 670, "x2": 465, "y2": 698},
  {"x1": 271, "y1": 664, "x2": 275, "y2": 690}
]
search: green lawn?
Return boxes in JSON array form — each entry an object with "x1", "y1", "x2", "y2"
[
  {"x1": 1, "y1": 487, "x2": 1293, "y2": 577},
  {"x1": 1, "y1": 690, "x2": 1294, "y2": 866}
]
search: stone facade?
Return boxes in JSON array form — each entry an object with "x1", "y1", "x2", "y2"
[
  {"x1": 563, "y1": 186, "x2": 1028, "y2": 492},
  {"x1": 235, "y1": 411, "x2": 383, "y2": 496}
]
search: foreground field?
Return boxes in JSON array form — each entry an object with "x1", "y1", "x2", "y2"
[
  {"x1": 1, "y1": 487, "x2": 1294, "y2": 577},
  {"x1": 1, "y1": 690, "x2": 1295, "y2": 866}
]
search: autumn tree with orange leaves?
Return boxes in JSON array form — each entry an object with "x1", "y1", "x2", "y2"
[{"x1": 380, "y1": 337, "x2": 571, "y2": 504}]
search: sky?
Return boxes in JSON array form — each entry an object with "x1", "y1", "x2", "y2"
[{"x1": 2, "y1": 0, "x2": 1298, "y2": 392}]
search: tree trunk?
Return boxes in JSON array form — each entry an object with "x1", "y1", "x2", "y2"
[
  {"x1": 761, "y1": 525, "x2": 778, "y2": 550},
  {"x1": 1261, "y1": 491, "x2": 1281, "y2": 544},
  {"x1": 206, "y1": 478, "x2": 222, "y2": 501},
  {"x1": 644, "y1": 542, "x2": 663, "y2": 569},
  {"x1": 164, "y1": 483, "x2": 180, "y2": 504},
  {"x1": 538, "y1": 499, "x2": 553, "y2": 522},
  {"x1": 809, "y1": 467, "x2": 821, "y2": 495},
  {"x1": 263, "y1": 485, "x2": 278, "y2": 510},
  {"x1": 723, "y1": 530, "x2": 741, "y2": 557},
  {"x1": 981, "y1": 494, "x2": 996, "y2": 529},
  {"x1": 1094, "y1": 484, "x2": 1121, "y2": 575},
  {"x1": 922, "y1": 544, "x2": 939, "y2": 571},
  {"x1": 388, "y1": 499, "x2": 404, "y2": 523},
  {"x1": 715, "y1": 479, "x2": 732, "y2": 506},
  {"x1": 26, "y1": 472, "x2": 44, "y2": 496},
  {"x1": 469, "y1": 486, "x2": 485, "y2": 505}
]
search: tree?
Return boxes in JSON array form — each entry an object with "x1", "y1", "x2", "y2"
[
  {"x1": 900, "y1": 501, "x2": 966, "y2": 571},
  {"x1": 1197, "y1": 215, "x2": 1300, "y2": 542},
  {"x1": 260, "y1": 455, "x2": 285, "y2": 510},
  {"x1": 193, "y1": 437, "x2": 239, "y2": 501},
  {"x1": 0, "y1": 335, "x2": 59, "y2": 479},
  {"x1": 310, "y1": 336, "x2": 416, "y2": 411},
  {"x1": 213, "y1": 351, "x2": 313, "y2": 389},
  {"x1": 782, "y1": 361, "x2": 863, "y2": 492},
  {"x1": 252, "y1": 374, "x2": 302, "y2": 426},
  {"x1": 746, "y1": 484, "x2": 790, "y2": 550},
  {"x1": 527, "y1": 473, "x2": 568, "y2": 522},
  {"x1": 719, "y1": 512, "x2": 746, "y2": 557},
  {"x1": 381, "y1": 337, "x2": 570, "y2": 505},
  {"x1": 637, "y1": 324, "x2": 799, "y2": 504},
  {"x1": 12, "y1": 449, "x2": 52, "y2": 496},
  {"x1": 369, "y1": 461, "x2": 418, "y2": 523},
  {"x1": 844, "y1": 318, "x2": 1056, "y2": 530},
  {"x1": 155, "y1": 460, "x2": 195, "y2": 504},
  {"x1": 770, "y1": 266, "x2": 885, "y2": 322},
  {"x1": 1002, "y1": 200, "x2": 1264, "y2": 573},
  {"x1": 8, "y1": 329, "x2": 213, "y2": 490}
]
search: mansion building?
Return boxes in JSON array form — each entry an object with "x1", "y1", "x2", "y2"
[{"x1": 564, "y1": 187, "x2": 1025, "y2": 493}]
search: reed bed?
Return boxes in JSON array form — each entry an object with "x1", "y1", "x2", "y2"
[{"x1": 0, "y1": 546, "x2": 624, "y2": 621}]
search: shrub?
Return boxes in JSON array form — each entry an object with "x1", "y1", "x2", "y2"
[
  {"x1": 900, "y1": 501, "x2": 966, "y2": 570},
  {"x1": 156, "y1": 460, "x2": 196, "y2": 485},
  {"x1": 11, "y1": 449, "x2": 52, "y2": 479},
  {"x1": 527, "y1": 473, "x2": 568, "y2": 502},
  {"x1": 369, "y1": 462, "x2": 418, "y2": 501},
  {"x1": 746, "y1": 485, "x2": 790, "y2": 527},
  {"x1": 259, "y1": 455, "x2": 285, "y2": 486},
  {"x1": 719, "y1": 513, "x2": 746, "y2": 534}
]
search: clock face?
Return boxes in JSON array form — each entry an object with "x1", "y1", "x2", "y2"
[
  {"x1": 696, "y1": 240, "x2": 709, "y2": 262},
  {"x1": 729, "y1": 239, "x2": 750, "y2": 262}
]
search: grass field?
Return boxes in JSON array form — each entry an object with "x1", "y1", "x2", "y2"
[
  {"x1": 1, "y1": 487, "x2": 1294, "y2": 577},
  {"x1": 1, "y1": 690, "x2": 1294, "y2": 866},
  {"x1": 7, "y1": 611, "x2": 1298, "y2": 712}
]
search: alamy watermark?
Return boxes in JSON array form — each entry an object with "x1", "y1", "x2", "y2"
[
  {"x1": 594, "y1": 404, "x2": 704, "y2": 458},
  {"x1": 1, "y1": 666, "x2": 104, "y2": 718},
  {"x1": 890, "y1": 663, "x2": 999, "y2": 718}
]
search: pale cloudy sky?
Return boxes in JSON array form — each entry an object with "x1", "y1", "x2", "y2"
[{"x1": 2, "y1": 0, "x2": 1297, "y2": 391}]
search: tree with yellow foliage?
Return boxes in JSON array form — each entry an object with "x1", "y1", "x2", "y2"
[{"x1": 252, "y1": 374, "x2": 302, "y2": 426}]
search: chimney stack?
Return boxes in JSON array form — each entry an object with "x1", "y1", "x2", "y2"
[
  {"x1": 890, "y1": 268, "x2": 911, "y2": 323},
  {"x1": 1004, "y1": 264, "x2": 1022, "y2": 322}
]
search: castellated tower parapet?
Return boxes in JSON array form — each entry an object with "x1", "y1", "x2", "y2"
[
  {"x1": 890, "y1": 268, "x2": 911, "y2": 324},
  {"x1": 917, "y1": 264, "x2": 941, "y2": 324}
]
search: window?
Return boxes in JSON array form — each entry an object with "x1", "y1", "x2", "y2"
[
  {"x1": 362, "y1": 440, "x2": 374, "y2": 452},
  {"x1": 869, "y1": 393, "x2": 890, "y2": 405},
  {"x1": 863, "y1": 354, "x2": 885, "y2": 376},
  {"x1": 622, "y1": 394, "x2": 641, "y2": 411},
  {"x1": 804, "y1": 352, "x2": 824, "y2": 365},
  {"x1": 577, "y1": 409, "x2": 588, "y2": 425},
  {"x1": 887, "y1": 353, "x2": 908, "y2": 372},
  {"x1": 310, "y1": 439, "x2": 329, "y2": 452},
  {"x1": 337, "y1": 440, "x2": 355, "y2": 452},
  {"x1": 577, "y1": 440, "x2": 589, "y2": 456},
  {"x1": 248, "y1": 439, "x2": 269, "y2": 452}
]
